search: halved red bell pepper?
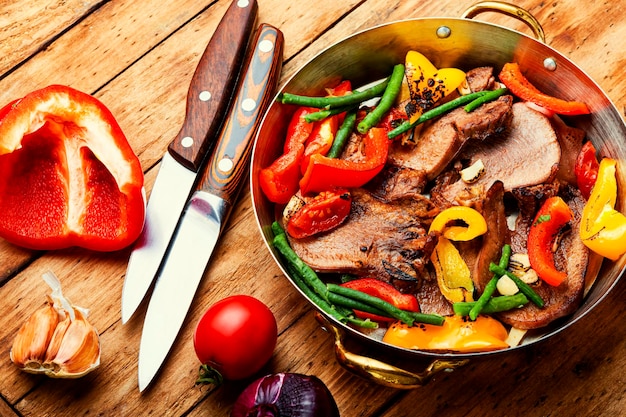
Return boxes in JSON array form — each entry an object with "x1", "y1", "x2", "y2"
[
  {"x1": 286, "y1": 188, "x2": 352, "y2": 239},
  {"x1": 527, "y1": 196, "x2": 573, "y2": 286},
  {"x1": 259, "y1": 106, "x2": 316, "y2": 204},
  {"x1": 341, "y1": 278, "x2": 419, "y2": 323},
  {"x1": 0, "y1": 85, "x2": 145, "y2": 251},
  {"x1": 499, "y1": 62, "x2": 590, "y2": 116},
  {"x1": 575, "y1": 141, "x2": 600, "y2": 200},
  {"x1": 299, "y1": 127, "x2": 389, "y2": 195}
]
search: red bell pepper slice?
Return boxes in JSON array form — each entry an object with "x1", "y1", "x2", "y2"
[
  {"x1": 286, "y1": 188, "x2": 352, "y2": 239},
  {"x1": 341, "y1": 278, "x2": 419, "y2": 323},
  {"x1": 527, "y1": 196, "x2": 574, "y2": 286},
  {"x1": 0, "y1": 85, "x2": 145, "y2": 251},
  {"x1": 575, "y1": 141, "x2": 600, "y2": 200},
  {"x1": 299, "y1": 81, "x2": 353, "y2": 173},
  {"x1": 299, "y1": 127, "x2": 389, "y2": 195},
  {"x1": 259, "y1": 106, "x2": 316, "y2": 204},
  {"x1": 300, "y1": 115, "x2": 339, "y2": 174},
  {"x1": 499, "y1": 62, "x2": 590, "y2": 116}
]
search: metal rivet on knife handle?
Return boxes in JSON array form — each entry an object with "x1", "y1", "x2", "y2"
[
  {"x1": 167, "y1": 0, "x2": 258, "y2": 172},
  {"x1": 196, "y1": 24, "x2": 284, "y2": 205}
]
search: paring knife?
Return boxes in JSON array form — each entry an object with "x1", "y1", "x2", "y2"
[
  {"x1": 137, "y1": 23, "x2": 284, "y2": 392},
  {"x1": 122, "y1": 0, "x2": 258, "y2": 324}
]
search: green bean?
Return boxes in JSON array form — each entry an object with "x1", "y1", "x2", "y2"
[
  {"x1": 327, "y1": 283, "x2": 416, "y2": 326},
  {"x1": 406, "y1": 311, "x2": 445, "y2": 326},
  {"x1": 469, "y1": 244, "x2": 512, "y2": 320},
  {"x1": 489, "y1": 263, "x2": 545, "y2": 308},
  {"x1": 271, "y1": 220, "x2": 284, "y2": 238},
  {"x1": 356, "y1": 64, "x2": 405, "y2": 134},
  {"x1": 283, "y1": 262, "x2": 344, "y2": 320},
  {"x1": 277, "y1": 78, "x2": 389, "y2": 109},
  {"x1": 464, "y1": 88, "x2": 508, "y2": 113},
  {"x1": 327, "y1": 291, "x2": 390, "y2": 317},
  {"x1": 387, "y1": 91, "x2": 490, "y2": 139},
  {"x1": 272, "y1": 226, "x2": 329, "y2": 302},
  {"x1": 453, "y1": 293, "x2": 530, "y2": 316},
  {"x1": 304, "y1": 106, "x2": 355, "y2": 123},
  {"x1": 326, "y1": 108, "x2": 357, "y2": 158}
]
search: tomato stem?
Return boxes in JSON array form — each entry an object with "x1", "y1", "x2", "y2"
[{"x1": 196, "y1": 364, "x2": 224, "y2": 387}]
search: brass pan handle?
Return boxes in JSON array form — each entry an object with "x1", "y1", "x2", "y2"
[
  {"x1": 315, "y1": 313, "x2": 469, "y2": 389},
  {"x1": 462, "y1": 1, "x2": 546, "y2": 43}
]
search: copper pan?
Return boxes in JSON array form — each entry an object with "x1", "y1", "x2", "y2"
[{"x1": 250, "y1": 1, "x2": 626, "y2": 388}]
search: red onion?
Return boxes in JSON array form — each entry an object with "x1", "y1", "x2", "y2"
[{"x1": 231, "y1": 373, "x2": 340, "y2": 417}]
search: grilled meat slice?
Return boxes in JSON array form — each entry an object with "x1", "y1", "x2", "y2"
[
  {"x1": 373, "y1": 95, "x2": 513, "y2": 200},
  {"x1": 499, "y1": 185, "x2": 589, "y2": 329},
  {"x1": 288, "y1": 188, "x2": 439, "y2": 293},
  {"x1": 551, "y1": 116, "x2": 586, "y2": 186},
  {"x1": 388, "y1": 95, "x2": 513, "y2": 180},
  {"x1": 465, "y1": 66, "x2": 496, "y2": 92},
  {"x1": 418, "y1": 181, "x2": 510, "y2": 316},
  {"x1": 434, "y1": 103, "x2": 561, "y2": 205}
]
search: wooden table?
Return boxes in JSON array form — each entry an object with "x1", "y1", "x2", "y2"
[{"x1": 0, "y1": 1, "x2": 624, "y2": 415}]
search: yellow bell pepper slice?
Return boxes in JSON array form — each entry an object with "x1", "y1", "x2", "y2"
[
  {"x1": 404, "y1": 51, "x2": 466, "y2": 124},
  {"x1": 382, "y1": 315, "x2": 509, "y2": 353},
  {"x1": 580, "y1": 158, "x2": 626, "y2": 260},
  {"x1": 430, "y1": 237, "x2": 474, "y2": 303},
  {"x1": 429, "y1": 206, "x2": 488, "y2": 241}
]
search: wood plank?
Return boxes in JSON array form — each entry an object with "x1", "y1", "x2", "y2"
[
  {"x1": 0, "y1": 0, "x2": 215, "y2": 102},
  {"x1": 0, "y1": 0, "x2": 105, "y2": 76}
]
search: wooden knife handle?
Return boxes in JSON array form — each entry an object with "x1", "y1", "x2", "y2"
[
  {"x1": 196, "y1": 23, "x2": 283, "y2": 204},
  {"x1": 167, "y1": 0, "x2": 258, "y2": 172}
]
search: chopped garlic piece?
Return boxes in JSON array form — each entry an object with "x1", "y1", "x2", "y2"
[
  {"x1": 519, "y1": 269, "x2": 540, "y2": 284},
  {"x1": 509, "y1": 253, "x2": 531, "y2": 275},
  {"x1": 282, "y1": 194, "x2": 305, "y2": 223},
  {"x1": 497, "y1": 275, "x2": 519, "y2": 296},
  {"x1": 506, "y1": 327, "x2": 528, "y2": 347},
  {"x1": 460, "y1": 159, "x2": 485, "y2": 183}
]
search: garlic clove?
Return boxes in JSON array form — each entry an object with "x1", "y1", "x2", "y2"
[
  {"x1": 44, "y1": 308, "x2": 101, "y2": 378},
  {"x1": 10, "y1": 271, "x2": 101, "y2": 378},
  {"x1": 10, "y1": 300, "x2": 59, "y2": 369}
]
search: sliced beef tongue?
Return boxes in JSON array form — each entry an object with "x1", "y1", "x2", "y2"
[
  {"x1": 434, "y1": 102, "x2": 562, "y2": 206},
  {"x1": 373, "y1": 95, "x2": 513, "y2": 200},
  {"x1": 288, "y1": 188, "x2": 439, "y2": 294},
  {"x1": 499, "y1": 185, "x2": 589, "y2": 329},
  {"x1": 388, "y1": 95, "x2": 513, "y2": 180}
]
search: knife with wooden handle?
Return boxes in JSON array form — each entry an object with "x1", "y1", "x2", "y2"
[
  {"x1": 137, "y1": 23, "x2": 283, "y2": 391},
  {"x1": 122, "y1": 0, "x2": 258, "y2": 324}
]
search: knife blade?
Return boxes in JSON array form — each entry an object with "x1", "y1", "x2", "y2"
[
  {"x1": 122, "y1": 0, "x2": 258, "y2": 324},
  {"x1": 137, "y1": 23, "x2": 283, "y2": 392}
]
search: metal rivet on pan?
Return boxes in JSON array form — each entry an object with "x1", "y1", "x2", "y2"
[
  {"x1": 237, "y1": 0, "x2": 249, "y2": 7},
  {"x1": 199, "y1": 91, "x2": 211, "y2": 101},
  {"x1": 436, "y1": 26, "x2": 451, "y2": 38},
  {"x1": 242, "y1": 98, "x2": 257, "y2": 112},
  {"x1": 259, "y1": 39, "x2": 274, "y2": 53},
  {"x1": 218, "y1": 157, "x2": 234, "y2": 173},
  {"x1": 544, "y1": 57, "x2": 557, "y2": 71},
  {"x1": 181, "y1": 136, "x2": 194, "y2": 148}
]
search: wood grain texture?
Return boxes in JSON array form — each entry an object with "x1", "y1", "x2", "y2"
[{"x1": 0, "y1": 0, "x2": 624, "y2": 416}]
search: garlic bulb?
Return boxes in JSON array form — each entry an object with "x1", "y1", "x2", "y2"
[{"x1": 10, "y1": 271, "x2": 101, "y2": 378}]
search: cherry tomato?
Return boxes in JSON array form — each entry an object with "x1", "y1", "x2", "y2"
[
  {"x1": 286, "y1": 189, "x2": 352, "y2": 239},
  {"x1": 575, "y1": 141, "x2": 600, "y2": 200},
  {"x1": 194, "y1": 295, "x2": 277, "y2": 381}
]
